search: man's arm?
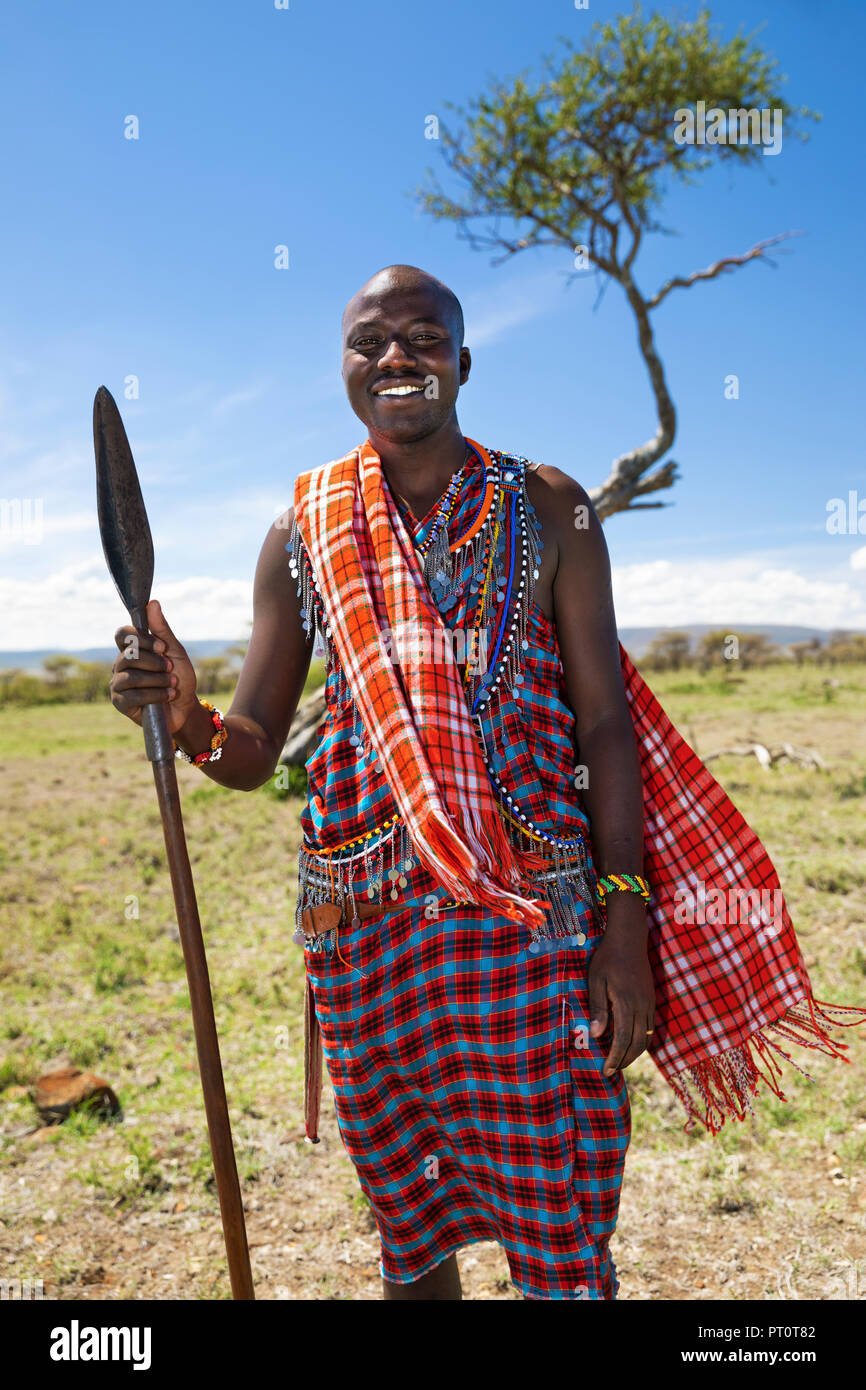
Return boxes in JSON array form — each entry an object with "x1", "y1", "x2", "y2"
[
  {"x1": 171, "y1": 506, "x2": 314, "y2": 790},
  {"x1": 537, "y1": 466, "x2": 655, "y2": 1077}
]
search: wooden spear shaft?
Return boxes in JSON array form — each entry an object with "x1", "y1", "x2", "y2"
[{"x1": 135, "y1": 653, "x2": 255, "y2": 1301}]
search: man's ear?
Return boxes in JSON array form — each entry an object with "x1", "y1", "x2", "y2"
[{"x1": 459, "y1": 347, "x2": 472, "y2": 385}]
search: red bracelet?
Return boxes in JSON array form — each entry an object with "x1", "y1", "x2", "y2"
[{"x1": 174, "y1": 700, "x2": 227, "y2": 766}]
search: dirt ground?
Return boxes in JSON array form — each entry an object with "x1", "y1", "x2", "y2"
[{"x1": 4, "y1": 1058, "x2": 866, "y2": 1302}]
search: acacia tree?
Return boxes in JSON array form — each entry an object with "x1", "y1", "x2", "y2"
[
  {"x1": 643, "y1": 630, "x2": 693, "y2": 671},
  {"x1": 416, "y1": 4, "x2": 817, "y2": 520},
  {"x1": 194, "y1": 656, "x2": 231, "y2": 696}
]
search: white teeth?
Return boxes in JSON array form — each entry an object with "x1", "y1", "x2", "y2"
[{"x1": 377, "y1": 385, "x2": 424, "y2": 396}]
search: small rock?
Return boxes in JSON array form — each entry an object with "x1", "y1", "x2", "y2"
[{"x1": 31, "y1": 1067, "x2": 121, "y2": 1124}]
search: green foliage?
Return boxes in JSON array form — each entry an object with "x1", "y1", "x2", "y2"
[
  {"x1": 185, "y1": 780, "x2": 226, "y2": 806},
  {"x1": 193, "y1": 657, "x2": 235, "y2": 697},
  {"x1": 632, "y1": 630, "x2": 866, "y2": 679},
  {"x1": 642, "y1": 631, "x2": 693, "y2": 671},
  {"x1": 92, "y1": 938, "x2": 149, "y2": 994},
  {"x1": 63, "y1": 1107, "x2": 110, "y2": 1140},
  {"x1": 189, "y1": 1135, "x2": 217, "y2": 1189},
  {"x1": 0, "y1": 658, "x2": 113, "y2": 707},
  {"x1": 417, "y1": 4, "x2": 817, "y2": 261},
  {"x1": 263, "y1": 764, "x2": 308, "y2": 800},
  {"x1": 32, "y1": 1022, "x2": 115, "y2": 1070},
  {"x1": 803, "y1": 865, "x2": 863, "y2": 895},
  {"x1": 0, "y1": 1052, "x2": 35, "y2": 1090},
  {"x1": 1, "y1": 652, "x2": 327, "y2": 711},
  {"x1": 124, "y1": 1132, "x2": 166, "y2": 1192}
]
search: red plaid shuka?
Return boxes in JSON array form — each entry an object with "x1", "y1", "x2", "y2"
[
  {"x1": 293, "y1": 438, "x2": 865, "y2": 1137},
  {"x1": 619, "y1": 649, "x2": 865, "y2": 1131}
]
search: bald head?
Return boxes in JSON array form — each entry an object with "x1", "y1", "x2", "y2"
[{"x1": 342, "y1": 264, "x2": 464, "y2": 348}]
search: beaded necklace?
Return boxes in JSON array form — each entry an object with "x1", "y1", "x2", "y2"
[{"x1": 395, "y1": 452, "x2": 467, "y2": 604}]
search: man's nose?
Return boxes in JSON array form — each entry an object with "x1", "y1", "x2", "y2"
[{"x1": 377, "y1": 337, "x2": 416, "y2": 368}]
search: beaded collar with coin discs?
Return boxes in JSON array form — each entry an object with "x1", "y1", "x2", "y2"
[{"x1": 390, "y1": 441, "x2": 470, "y2": 603}]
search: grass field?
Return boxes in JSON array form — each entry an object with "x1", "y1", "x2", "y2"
[{"x1": 1, "y1": 662, "x2": 865, "y2": 1300}]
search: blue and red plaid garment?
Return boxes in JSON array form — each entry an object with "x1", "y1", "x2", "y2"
[{"x1": 304, "y1": 890, "x2": 630, "y2": 1298}]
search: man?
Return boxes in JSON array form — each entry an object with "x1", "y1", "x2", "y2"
[{"x1": 110, "y1": 265, "x2": 862, "y2": 1300}]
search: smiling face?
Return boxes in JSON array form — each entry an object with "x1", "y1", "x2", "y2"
[{"x1": 341, "y1": 268, "x2": 471, "y2": 446}]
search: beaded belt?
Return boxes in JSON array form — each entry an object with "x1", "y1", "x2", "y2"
[{"x1": 294, "y1": 818, "x2": 601, "y2": 947}]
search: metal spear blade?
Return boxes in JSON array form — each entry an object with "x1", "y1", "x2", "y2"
[{"x1": 93, "y1": 385, "x2": 153, "y2": 624}]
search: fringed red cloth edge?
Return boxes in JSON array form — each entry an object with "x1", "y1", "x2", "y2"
[{"x1": 660, "y1": 995, "x2": 866, "y2": 1135}]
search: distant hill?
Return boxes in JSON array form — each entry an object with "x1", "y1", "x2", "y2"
[
  {"x1": 2, "y1": 624, "x2": 861, "y2": 672},
  {"x1": 0, "y1": 640, "x2": 237, "y2": 675},
  {"x1": 615, "y1": 623, "x2": 848, "y2": 659}
]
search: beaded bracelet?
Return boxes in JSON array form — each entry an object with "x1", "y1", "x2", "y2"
[
  {"x1": 596, "y1": 873, "x2": 650, "y2": 903},
  {"x1": 174, "y1": 699, "x2": 227, "y2": 766}
]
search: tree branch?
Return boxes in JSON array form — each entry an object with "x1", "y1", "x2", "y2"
[{"x1": 647, "y1": 232, "x2": 803, "y2": 309}]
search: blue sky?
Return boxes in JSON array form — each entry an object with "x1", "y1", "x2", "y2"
[{"x1": 1, "y1": 0, "x2": 864, "y2": 651}]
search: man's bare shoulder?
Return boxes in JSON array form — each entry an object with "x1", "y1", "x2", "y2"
[
  {"x1": 256, "y1": 506, "x2": 299, "y2": 594},
  {"x1": 525, "y1": 461, "x2": 598, "y2": 539}
]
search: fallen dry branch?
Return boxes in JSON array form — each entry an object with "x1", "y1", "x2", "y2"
[{"x1": 703, "y1": 741, "x2": 826, "y2": 772}]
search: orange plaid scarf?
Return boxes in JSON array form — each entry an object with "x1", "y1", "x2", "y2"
[{"x1": 293, "y1": 437, "x2": 551, "y2": 929}]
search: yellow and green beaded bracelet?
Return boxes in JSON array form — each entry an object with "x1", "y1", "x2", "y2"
[{"x1": 596, "y1": 873, "x2": 650, "y2": 903}]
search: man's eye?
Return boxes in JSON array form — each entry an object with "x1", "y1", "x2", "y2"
[{"x1": 352, "y1": 333, "x2": 437, "y2": 350}]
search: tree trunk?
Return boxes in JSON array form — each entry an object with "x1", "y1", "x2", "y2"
[{"x1": 279, "y1": 687, "x2": 327, "y2": 766}]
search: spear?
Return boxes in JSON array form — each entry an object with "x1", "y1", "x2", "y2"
[{"x1": 93, "y1": 385, "x2": 254, "y2": 1300}]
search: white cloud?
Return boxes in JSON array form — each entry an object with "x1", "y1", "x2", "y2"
[
  {"x1": 212, "y1": 380, "x2": 272, "y2": 416},
  {"x1": 851, "y1": 546, "x2": 866, "y2": 571},
  {"x1": 0, "y1": 557, "x2": 253, "y2": 651},
  {"x1": 463, "y1": 271, "x2": 571, "y2": 348},
  {"x1": 0, "y1": 508, "x2": 96, "y2": 550},
  {"x1": 612, "y1": 557, "x2": 866, "y2": 629},
  {"x1": 5, "y1": 550, "x2": 865, "y2": 656}
]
